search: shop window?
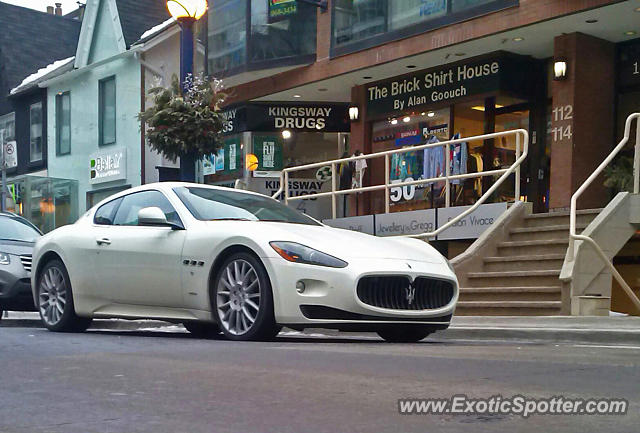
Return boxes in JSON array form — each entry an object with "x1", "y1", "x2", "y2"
[
  {"x1": 333, "y1": 0, "x2": 386, "y2": 46},
  {"x1": 29, "y1": 102, "x2": 43, "y2": 162},
  {"x1": 389, "y1": 0, "x2": 446, "y2": 30},
  {"x1": 56, "y1": 92, "x2": 71, "y2": 156},
  {"x1": 99, "y1": 76, "x2": 116, "y2": 146}
]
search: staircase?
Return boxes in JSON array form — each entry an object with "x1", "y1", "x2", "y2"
[{"x1": 452, "y1": 204, "x2": 601, "y2": 316}]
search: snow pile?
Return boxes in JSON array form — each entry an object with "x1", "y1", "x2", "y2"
[
  {"x1": 10, "y1": 56, "x2": 75, "y2": 95},
  {"x1": 138, "y1": 17, "x2": 176, "y2": 42}
]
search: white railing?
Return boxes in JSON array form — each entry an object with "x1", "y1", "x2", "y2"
[
  {"x1": 568, "y1": 112, "x2": 640, "y2": 311},
  {"x1": 272, "y1": 128, "x2": 529, "y2": 239}
]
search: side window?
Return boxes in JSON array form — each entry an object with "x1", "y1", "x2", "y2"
[
  {"x1": 112, "y1": 191, "x2": 181, "y2": 226},
  {"x1": 94, "y1": 198, "x2": 122, "y2": 225}
]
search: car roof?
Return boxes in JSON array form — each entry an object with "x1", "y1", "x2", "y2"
[{"x1": 90, "y1": 182, "x2": 276, "y2": 212}]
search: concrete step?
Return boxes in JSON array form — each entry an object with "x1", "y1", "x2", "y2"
[
  {"x1": 455, "y1": 300, "x2": 563, "y2": 316},
  {"x1": 522, "y1": 209, "x2": 601, "y2": 228},
  {"x1": 497, "y1": 238, "x2": 569, "y2": 255},
  {"x1": 459, "y1": 286, "x2": 561, "y2": 302},
  {"x1": 467, "y1": 269, "x2": 561, "y2": 287},
  {"x1": 508, "y1": 224, "x2": 587, "y2": 242},
  {"x1": 483, "y1": 254, "x2": 565, "y2": 272}
]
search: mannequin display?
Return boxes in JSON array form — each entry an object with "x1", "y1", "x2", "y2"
[{"x1": 352, "y1": 150, "x2": 367, "y2": 189}]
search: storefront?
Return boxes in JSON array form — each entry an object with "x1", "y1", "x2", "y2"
[
  {"x1": 362, "y1": 51, "x2": 544, "y2": 216},
  {"x1": 4, "y1": 175, "x2": 78, "y2": 233},
  {"x1": 203, "y1": 102, "x2": 351, "y2": 220}
]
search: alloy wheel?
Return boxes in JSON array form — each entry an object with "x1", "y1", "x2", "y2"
[
  {"x1": 39, "y1": 267, "x2": 67, "y2": 326},
  {"x1": 216, "y1": 259, "x2": 261, "y2": 336}
]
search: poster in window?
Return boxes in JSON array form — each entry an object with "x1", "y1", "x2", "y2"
[
  {"x1": 268, "y1": 0, "x2": 297, "y2": 23},
  {"x1": 225, "y1": 141, "x2": 242, "y2": 173},
  {"x1": 253, "y1": 135, "x2": 283, "y2": 171},
  {"x1": 215, "y1": 148, "x2": 225, "y2": 172}
]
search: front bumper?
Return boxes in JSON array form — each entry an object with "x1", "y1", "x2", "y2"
[
  {"x1": 264, "y1": 257, "x2": 458, "y2": 329},
  {"x1": 0, "y1": 261, "x2": 35, "y2": 311}
]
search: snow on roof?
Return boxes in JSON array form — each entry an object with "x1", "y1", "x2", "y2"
[
  {"x1": 10, "y1": 57, "x2": 75, "y2": 95},
  {"x1": 137, "y1": 17, "x2": 176, "y2": 43}
]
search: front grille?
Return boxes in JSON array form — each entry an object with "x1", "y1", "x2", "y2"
[
  {"x1": 20, "y1": 255, "x2": 32, "y2": 273},
  {"x1": 356, "y1": 276, "x2": 454, "y2": 311}
]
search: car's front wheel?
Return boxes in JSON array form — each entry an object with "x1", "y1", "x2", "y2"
[
  {"x1": 377, "y1": 326, "x2": 434, "y2": 343},
  {"x1": 38, "y1": 260, "x2": 92, "y2": 332},
  {"x1": 213, "y1": 252, "x2": 279, "y2": 341}
]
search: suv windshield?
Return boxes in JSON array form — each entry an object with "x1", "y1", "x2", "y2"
[
  {"x1": 173, "y1": 187, "x2": 320, "y2": 226},
  {"x1": 0, "y1": 216, "x2": 42, "y2": 242}
]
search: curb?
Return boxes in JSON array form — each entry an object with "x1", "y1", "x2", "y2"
[
  {"x1": 439, "y1": 327, "x2": 640, "y2": 345},
  {"x1": 0, "y1": 318, "x2": 172, "y2": 330}
]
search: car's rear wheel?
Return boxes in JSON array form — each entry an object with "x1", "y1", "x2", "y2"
[
  {"x1": 183, "y1": 321, "x2": 221, "y2": 338},
  {"x1": 213, "y1": 252, "x2": 279, "y2": 341},
  {"x1": 38, "y1": 260, "x2": 92, "y2": 332},
  {"x1": 377, "y1": 326, "x2": 434, "y2": 343}
]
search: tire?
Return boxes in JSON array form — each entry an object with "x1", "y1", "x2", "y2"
[
  {"x1": 377, "y1": 326, "x2": 434, "y2": 343},
  {"x1": 212, "y1": 252, "x2": 279, "y2": 341},
  {"x1": 37, "y1": 259, "x2": 92, "y2": 332},
  {"x1": 183, "y1": 321, "x2": 221, "y2": 338}
]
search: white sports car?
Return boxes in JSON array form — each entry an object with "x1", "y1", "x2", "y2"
[{"x1": 31, "y1": 182, "x2": 458, "y2": 342}]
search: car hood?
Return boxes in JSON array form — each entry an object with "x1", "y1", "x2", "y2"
[
  {"x1": 0, "y1": 239, "x2": 35, "y2": 256},
  {"x1": 242, "y1": 222, "x2": 445, "y2": 264}
]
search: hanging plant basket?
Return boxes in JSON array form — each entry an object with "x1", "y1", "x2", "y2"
[{"x1": 139, "y1": 74, "x2": 227, "y2": 162}]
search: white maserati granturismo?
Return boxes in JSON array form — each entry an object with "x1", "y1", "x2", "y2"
[{"x1": 31, "y1": 183, "x2": 458, "y2": 342}]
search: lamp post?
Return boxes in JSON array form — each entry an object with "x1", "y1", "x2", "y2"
[{"x1": 166, "y1": 0, "x2": 208, "y2": 182}]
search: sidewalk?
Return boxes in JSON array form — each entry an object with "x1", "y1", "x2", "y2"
[{"x1": 2, "y1": 312, "x2": 640, "y2": 345}]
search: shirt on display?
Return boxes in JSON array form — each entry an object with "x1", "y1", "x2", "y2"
[
  {"x1": 422, "y1": 135, "x2": 445, "y2": 184},
  {"x1": 450, "y1": 133, "x2": 468, "y2": 185}
]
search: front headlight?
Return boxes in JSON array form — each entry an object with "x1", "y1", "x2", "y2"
[
  {"x1": 0, "y1": 253, "x2": 10, "y2": 265},
  {"x1": 270, "y1": 242, "x2": 348, "y2": 268}
]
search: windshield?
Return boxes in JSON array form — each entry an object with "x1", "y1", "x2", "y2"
[
  {"x1": 173, "y1": 187, "x2": 320, "y2": 226},
  {"x1": 0, "y1": 216, "x2": 41, "y2": 242}
]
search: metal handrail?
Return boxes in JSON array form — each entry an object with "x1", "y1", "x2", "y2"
[
  {"x1": 567, "y1": 112, "x2": 640, "y2": 311},
  {"x1": 272, "y1": 128, "x2": 529, "y2": 239}
]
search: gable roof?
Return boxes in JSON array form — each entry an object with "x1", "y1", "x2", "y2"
[
  {"x1": 115, "y1": 0, "x2": 172, "y2": 48},
  {"x1": 0, "y1": 1, "x2": 81, "y2": 111}
]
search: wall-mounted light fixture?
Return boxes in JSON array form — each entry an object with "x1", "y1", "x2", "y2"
[
  {"x1": 282, "y1": 130, "x2": 292, "y2": 140},
  {"x1": 554, "y1": 58, "x2": 568, "y2": 81},
  {"x1": 348, "y1": 105, "x2": 359, "y2": 121}
]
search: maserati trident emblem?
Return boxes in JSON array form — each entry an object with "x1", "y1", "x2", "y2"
[{"x1": 405, "y1": 281, "x2": 416, "y2": 305}]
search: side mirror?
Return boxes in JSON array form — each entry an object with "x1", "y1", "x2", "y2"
[{"x1": 138, "y1": 207, "x2": 168, "y2": 226}]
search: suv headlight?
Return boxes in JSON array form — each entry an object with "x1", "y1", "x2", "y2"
[
  {"x1": 270, "y1": 242, "x2": 348, "y2": 268},
  {"x1": 0, "y1": 253, "x2": 10, "y2": 265}
]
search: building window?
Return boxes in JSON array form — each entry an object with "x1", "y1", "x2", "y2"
[
  {"x1": 30, "y1": 102, "x2": 43, "y2": 162},
  {"x1": 99, "y1": 76, "x2": 116, "y2": 146},
  {"x1": 207, "y1": 0, "x2": 317, "y2": 76},
  {"x1": 56, "y1": 92, "x2": 71, "y2": 155},
  {"x1": 332, "y1": 0, "x2": 518, "y2": 55}
]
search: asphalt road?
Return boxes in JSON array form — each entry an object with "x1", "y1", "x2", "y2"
[{"x1": 1, "y1": 325, "x2": 638, "y2": 433}]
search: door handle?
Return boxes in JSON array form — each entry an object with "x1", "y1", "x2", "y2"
[{"x1": 96, "y1": 238, "x2": 111, "y2": 246}]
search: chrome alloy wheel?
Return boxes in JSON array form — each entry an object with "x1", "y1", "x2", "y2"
[
  {"x1": 217, "y1": 259, "x2": 261, "y2": 336},
  {"x1": 39, "y1": 267, "x2": 67, "y2": 326}
]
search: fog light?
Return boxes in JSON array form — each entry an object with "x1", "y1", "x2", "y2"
[{"x1": 296, "y1": 281, "x2": 306, "y2": 293}]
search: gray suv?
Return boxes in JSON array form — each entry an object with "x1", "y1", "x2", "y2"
[{"x1": 0, "y1": 213, "x2": 42, "y2": 320}]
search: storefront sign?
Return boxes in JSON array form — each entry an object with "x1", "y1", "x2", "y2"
[
  {"x1": 90, "y1": 148, "x2": 126, "y2": 184},
  {"x1": 323, "y1": 215, "x2": 375, "y2": 235},
  {"x1": 221, "y1": 103, "x2": 350, "y2": 133},
  {"x1": 268, "y1": 0, "x2": 297, "y2": 23},
  {"x1": 366, "y1": 52, "x2": 534, "y2": 118},
  {"x1": 618, "y1": 41, "x2": 640, "y2": 89},
  {"x1": 253, "y1": 135, "x2": 283, "y2": 171},
  {"x1": 253, "y1": 177, "x2": 332, "y2": 220},
  {"x1": 375, "y1": 209, "x2": 436, "y2": 237},
  {"x1": 436, "y1": 202, "x2": 507, "y2": 240}
]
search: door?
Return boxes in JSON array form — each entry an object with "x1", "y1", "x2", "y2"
[{"x1": 92, "y1": 190, "x2": 186, "y2": 307}]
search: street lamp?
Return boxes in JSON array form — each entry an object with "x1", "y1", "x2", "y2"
[{"x1": 167, "y1": 0, "x2": 208, "y2": 181}]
